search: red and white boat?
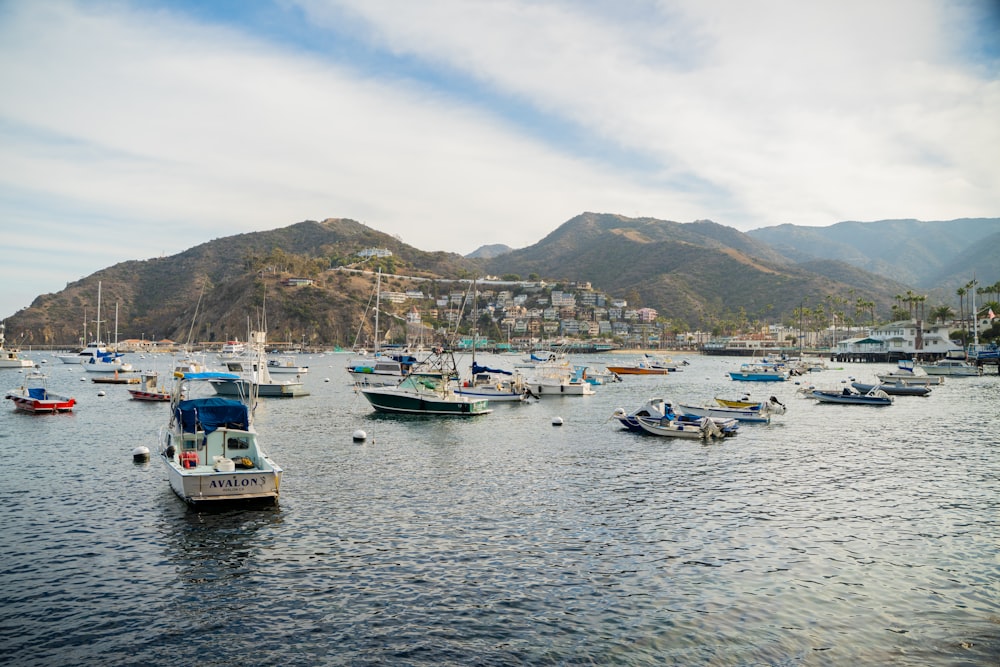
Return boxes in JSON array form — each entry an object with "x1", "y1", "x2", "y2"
[{"x1": 5, "y1": 372, "x2": 76, "y2": 413}]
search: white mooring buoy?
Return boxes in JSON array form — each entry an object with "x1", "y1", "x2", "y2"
[
  {"x1": 132, "y1": 446, "x2": 150, "y2": 463},
  {"x1": 352, "y1": 429, "x2": 367, "y2": 442},
  {"x1": 552, "y1": 416, "x2": 564, "y2": 426},
  {"x1": 97, "y1": 390, "x2": 106, "y2": 397}
]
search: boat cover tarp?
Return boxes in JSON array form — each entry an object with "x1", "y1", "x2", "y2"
[
  {"x1": 28, "y1": 387, "x2": 46, "y2": 400},
  {"x1": 175, "y1": 397, "x2": 249, "y2": 434},
  {"x1": 472, "y1": 362, "x2": 512, "y2": 376},
  {"x1": 180, "y1": 372, "x2": 241, "y2": 381}
]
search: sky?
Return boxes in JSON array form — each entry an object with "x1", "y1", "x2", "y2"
[{"x1": 1, "y1": 1, "x2": 998, "y2": 319}]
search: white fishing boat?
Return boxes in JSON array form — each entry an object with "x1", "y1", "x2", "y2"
[
  {"x1": 218, "y1": 339, "x2": 246, "y2": 360},
  {"x1": 875, "y1": 359, "x2": 944, "y2": 385},
  {"x1": 0, "y1": 322, "x2": 33, "y2": 368},
  {"x1": 523, "y1": 363, "x2": 596, "y2": 396},
  {"x1": 916, "y1": 359, "x2": 982, "y2": 377},
  {"x1": 158, "y1": 369, "x2": 283, "y2": 506},
  {"x1": 57, "y1": 341, "x2": 109, "y2": 364},
  {"x1": 267, "y1": 356, "x2": 309, "y2": 375},
  {"x1": 213, "y1": 331, "x2": 309, "y2": 398}
]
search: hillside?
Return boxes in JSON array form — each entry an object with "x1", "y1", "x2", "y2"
[
  {"x1": 4, "y1": 213, "x2": 981, "y2": 347},
  {"x1": 746, "y1": 218, "x2": 1000, "y2": 293},
  {"x1": 483, "y1": 213, "x2": 911, "y2": 328},
  {"x1": 10, "y1": 219, "x2": 482, "y2": 348}
]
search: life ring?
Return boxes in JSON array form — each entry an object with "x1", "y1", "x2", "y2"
[{"x1": 180, "y1": 451, "x2": 198, "y2": 469}]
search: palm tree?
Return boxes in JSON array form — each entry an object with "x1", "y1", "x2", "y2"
[
  {"x1": 930, "y1": 305, "x2": 954, "y2": 324},
  {"x1": 956, "y1": 286, "x2": 967, "y2": 329}
]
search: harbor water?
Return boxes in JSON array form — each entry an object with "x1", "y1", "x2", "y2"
[{"x1": 1, "y1": 353, "x2": 997, "y2": 666}]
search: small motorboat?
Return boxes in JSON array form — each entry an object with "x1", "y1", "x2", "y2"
[
  {"x1": 5, "y1": 372, "x2": 76, "y2": 413},
  {"x1": 811, "y1": 386, "x2": 893, "y2": 406},
  {"x1": 613, "y1": 398, "x2": 738, "y2": 438},
  {"x1": 679, "y1": 395, "x2": 786, "y2": 423},
  {"x1": 128, "y1": 373, "x2": 172, "y2": 401},
  {"x1": 850, "y1": 381, "x2": 931, "y2": 397}
]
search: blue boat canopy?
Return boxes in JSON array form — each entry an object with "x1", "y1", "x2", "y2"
[
  {"x1": 180, "y1": 371, "x2": 241, "y2": 380},
  {"x1": 472, "y1": 362, "x2": 512, "y2": 376},
  {"x1": 175, "y1": 397, "x2": 249, "y2": 434}
]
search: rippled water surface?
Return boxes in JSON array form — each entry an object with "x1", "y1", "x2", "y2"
[{"x1": 1, "y1": 352, "x2": 998, "y2": 666}]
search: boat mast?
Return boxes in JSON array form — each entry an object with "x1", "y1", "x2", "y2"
[
  {"x1": 93, "y1": 281, "x2": 103, "y2": 345},
  {"x1": 374, "y1": 269, "x2": 381, "y2": 353},
  {"x1": 471, "y1": 278, "x2": 477, "y2": 367}
]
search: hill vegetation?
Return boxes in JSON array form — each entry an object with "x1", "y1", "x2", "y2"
[{"x1": 4, "y1": 214, "x2": 997, "y2": 348}]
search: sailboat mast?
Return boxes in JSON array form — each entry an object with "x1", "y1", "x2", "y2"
[
  {"x1": 471, "y1": 278, "x2": 477, "y2": 366},
  {"x1": 94, "y1": 281, "x2": 103, "y2": 345},
  {"x1": 374, "y1": 269, "x2": 381, "y2": 353}
]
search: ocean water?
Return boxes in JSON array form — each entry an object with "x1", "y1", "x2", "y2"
[{"x1": 0, "y1": 352, "x2": 997, "y2": 666}]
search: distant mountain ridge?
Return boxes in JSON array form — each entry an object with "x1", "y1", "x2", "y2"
[
  {"x1": 746, "y1": 218, "x2": 1000, "y2": 291},
  {"x1": 466, "y1": 244, "x2": 514, "y2": 259},
  {"x1": 481, "y1": 212, "x2": 914, "y2": 329}
]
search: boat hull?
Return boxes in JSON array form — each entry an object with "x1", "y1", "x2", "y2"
[
  {"x1": 453, "y1": 387, "x2": 525, "y2": 402},
  {"x1": 163, "y1": 457, "x2": 281, "y2": 506},
  {"x1": 361, "y1": 387, "x2": 491, "y2": 415},
  {"x1": 129, "y1": 390, "x2": 171, "y2": 401},
  {"x1": 678, "y1": 403, "x2": 771, "y2": 423},
  {"x1": 811, "y1": 390, "x2": 892, "y2": 406},
  {"x1": 729, "y1": 372, "x2": 786, "y2": 382},
  {"x1": 525, "y1": 381, "x2": 595, "y2": 396},
  {"x1": 6, "y1": 393, "x2": 76, "y2": 413},
  {"x1": 606, "y1": 366, "x2": 670, "y2": 375},
  {"x1": 212, "y1": 379, "x2": 309, "y2": 398},
  {"x1": 875, "y1": 373, "x2": 943, "y2": 386},
  {"x1": 0, "y1": 358, "x2": 34, "y2": 369},
  {"x1": 634, "y1": 416, "x2": 715, "y2": 439},
  {"x1": 851, "y1": 382, "x2": 930, "y2": 397},
  {"x1": 918, "y1": 366, "x2": 981, "y2": 377}
]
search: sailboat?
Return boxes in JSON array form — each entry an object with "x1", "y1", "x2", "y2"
[
  {"x1": 83, "y1": 284, "x2": 133, "y2": 373},
  {"x1": 346, "y1": 269, "x2": 419, "y2": 386},
  {"x1": 454, "y1": 279, "x2": 527, "y2": 402}
]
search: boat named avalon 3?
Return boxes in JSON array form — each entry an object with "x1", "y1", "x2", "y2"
[{"x1": 158, "y1": 370, "x2": 283, "y2": 506}]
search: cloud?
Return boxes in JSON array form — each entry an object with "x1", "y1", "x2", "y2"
[{"x1": 0, "y1": 0, "x2": 997, "y2": 317}]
